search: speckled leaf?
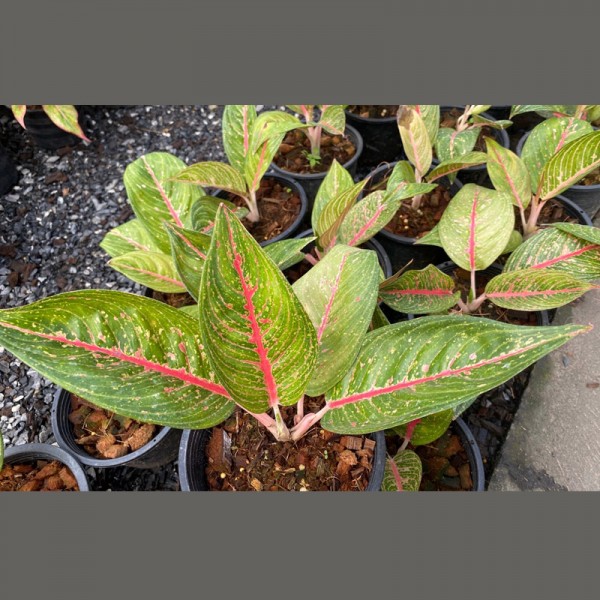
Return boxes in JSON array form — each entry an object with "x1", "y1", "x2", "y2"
[
  {"x1": 379, "y1": 265, "x2": 459, "y2": 314},
  {"x1": 485, "y1": 138, "x2": 531, "y2": 211},
  {"x1": 501, "y1": 230, "x2": 523, "y2": 254},
  {"x1": 178, "y1": 304, "x2": 198, "y2": 318},
  {"x1": 125, "y1": 152, "x2": 203, "y2": 254},
  {"x1": 11, "y1": 105, "x2": 26, "y2": 128},
  {"x1": 100, "y1": 219, "x2": 160, "y2": 258},
  {"x1": 293, "y1": 245, "x2": 379, "y2": 396},
  {"x1": 382, "y1": 450, "x2": 422, "y2": 491},
  {"x1": 370, "y1": 305, "x2": 391, "y2": 331},
  {"x1": 436, "y1": 128, "x2": 479, "y2": 164},
  {"x1": 392, "y1": 409, "x2": 454, "y2": 446},
  {"x1": 109, "y1": 251, "x2": 186, "y2": 293},
  {"x1": 510, "y1": 105, "x2": 574, "y2": 118},
  {"x1": 190, "y1": 196, "x2": 247, "y2": 234},
  {"x1": 485, "y1": 269, "x2": 594, "y2": 310},
  {"x1": 199, "y1": 207, "x2": 318, "y2": 413},
  {"x1": 470, "y1": 105, "x2": 492, "y2": 116},
  {"x1": 540, "y1": 131, "x2": 600, "y2": 200},
  {"x1": 263, "y1": 237, "x2": 316, "y2": 270},
  {"x1": 469, "y1": 114, "x2": 511, "y2": 129},
  {"x1": 397, "y1": 106, "x2": 432, "y2": 177},
  {"x1": 165, "y1": 223, "x2": 211, "y2": 301},
  {"x1": 504, "y1": 227, "x2": 600, "y2": 282},
  {"x1": 415, "y1": 224, "x2": 442, "y2": 247},
  {"x1": 386, "y1": 161, "x2": 416, "y2": 189},
  {"x1": 426, "y1": 152, "x2": 488, "y2": 182},
  {"x1": 587, "y1": 106, "x2": 600, "y2": 122},
  {"x1": 521, "y1": 117, "x2": 593, "y2": 190},
  {"x1": 171, "y1": 161, "x2": 247, "y2": 199},
  {"x1": 315, "y1": 179, "x2": 368, "y2": 240},
  {"x1": 551, "y1": 223, "x2": 600, "y2": 246},
  {"x1": 312, "y1": 160, "x2": 354, "y2": 232},
  {"x1": 43, "y1": 105, "x2": 90, "y2": 141},
  {"x1": 416, "y1": 105, "x2": 440, "y2": 145},
  {"x1": 322, "y1": 316, "x2": 589, "y2": 434},
  {"x1": 320, "y1": 105, "x2": 346, "y2": 135},
  {"x1": 222, "y1": 105, "x2": 257, "y2": 174},
  {"x1": 439, "y1": 184, "x2": 514, "y2": 271},
  {"x1": 0, "y1": 291, "x2": 234, "y2": 429}
]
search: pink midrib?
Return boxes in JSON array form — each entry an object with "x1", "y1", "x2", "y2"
[
  {"x1": 531, "y1": 244, "x2": 599, "y2": 269},
  {"x1": 0, "y1": 321, "x2": 230, "y2": 398},
  {"x1": 142, "y1": 157, "x2": 184, "y2": 228},
  {"x1": 490, "y1": 145, "x2": 526, "y2": 211},
  {"x1": 487, "y1": 287, "x2": 587, "y2": 298},
  {"x1": 171, "y1": 227, "x2": 207, "y2": 261},
  {"x1": 383, "y1": 288, "x2": 453, "y2": 297},
  {"x1": 227, "y1": 215, "x2": 279, "y2": 407},
  {"x1": 316, "y1": 254, "x2": 349, "y2": 342},
  {"x1": 387, "y1": 457, "x2": 404, "y2": 491},
  {"x1": 347, "y1": 204, "x2": 385, "y2": 247},
  {"x1": 242, "y1": 106, "x2": 250, "y2": 155},
  {"x1": 250, "y1": 143, "x2": 268, "y2": 192}
]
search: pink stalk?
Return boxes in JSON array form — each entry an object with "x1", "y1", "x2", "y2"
[
  {"x1": 294, "y1": 396, "x2": 305, "y2": 425},
  {"x1": 245, "y1": 190, "x2": 260, "y2": 223},
  {"x1": 290, "y1": 404, "x2": 331, "y2": 441},
  {"x1": 410, "y1": 171, "x2": 424, "y2": 210},
  {"x1": 304, "y1": 253, "x2": 318, "y2": 266},
  {"x1": 399, "y1": 418, "x2": 422, "y2": 451}
]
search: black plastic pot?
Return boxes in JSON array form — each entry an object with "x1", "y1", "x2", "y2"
[
  {"x1": 516, "y1": 130, "x2": 600, "y2": 219},
  {"x1": 366, "y1": 162, "x2": 462, "y2": 273},
  {"x1": 268, "y1": 124, "x2": 364, "y2": 208},
  {"x1": 294, "y1": 228, "x2": 393, "y2": 279},
  {"x1": 485, "y1": 106, "x2": 512, "y2": 121},
  {"x1": 437, "y1": 106, "x2": 510, "y2": 186},
  {"x1": 344, "y1": 106, "x2": 404, "y2": 168},
  {"x1": 0, "y1": 144, "x2": 19, "y2": 196},
  {"x1": 51, "y1": 388, "x2": 182, "y2": 469},
  {"x1": 2, "y1": 443, "x2": 90, "y2": 491},
  {"x1": 452, "y1": 417, "x2": 485, "y2": 492},
  {"x1": 178, "y1": 427, "x2": 387, "y2": 491},
  {"x1": 21, "y1": 108, "x2": 86, "y2": 150},
  {"x1": 213, "y1": 172, "x2": 309, "y2": 245}
]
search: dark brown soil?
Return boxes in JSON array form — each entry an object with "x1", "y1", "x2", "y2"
[
  {"x1": 578, "y1": 166, "x2": 600, "y2": 186},
  {"x1": 516, "y1": 198, "x2": 580, "y2": 236},
  {"x1": 347, "y1": 105, "x2": 398, "y2": 119},
  {"x1": 0, "y1": 460, "x2": 79, "y2": 491},
  {"x1": 69, "y1": 394, "x2": 157, "y2": 460},
  {"x1": 204, "y1": 398, "x2": 377, "y2": 491},
  {"x1": 224, "y1": 178, "x2": 302, "y2": 243},
  {"x1": 272, "y1": 129, "x2": 356, "y2": 174},
  {"x1": 151, "y1": 290, "x2": 195, "y2": 308},
  {"x1": 439, "y1": 107, "x2": 494, "y2": 153}
]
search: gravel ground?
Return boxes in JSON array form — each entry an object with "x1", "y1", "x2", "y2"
[{"x1": 0, "y1": 105, "x2": 229, "y2": 490}]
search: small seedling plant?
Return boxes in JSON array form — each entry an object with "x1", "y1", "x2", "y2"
[{"x1": 10, "y1": 104, "x2": 89, "y2": 142}]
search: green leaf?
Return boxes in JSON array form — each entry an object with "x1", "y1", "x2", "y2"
[
  {"x1": 551, "y1": 222, "x2": 600, "y2": 245},
  {"x1": 0, "y1": 291, "x2": 234, "y2": 429},
  {"x1": 370, "y1": 305, "x2": 391, "y2": 331},
  {"x1": 469, "y1": 114, "x2": 512, "y2": 129},
  {"x1": 436, "y1": 128, "x2": 479, "y2": 164},
  {"x1": 11, "y1": 105, "x2": 26, "y2": 128},
  {"x1": 293, "y1": 245, "x2": 380, "y2": 396},
  {"x1": 501, "y1": 230, "x2": 523, "y2": 255},
  {"x1": 190, "y1": 196, "x2": 247, "y2": 234},
  {"x1": 315, "y1": 179, "x2": 368, "y2": 241},
  {"x1": 540, "y1": 131, "x2": 600, "y2": 201},
  {"x1": 319, "y1": 105, "x2": 346, "y2": 135},
  {"x1": 417, "y1": 105, "x2": 440, "y2": 145},
  {"x1": 504, "y1": 227, "x2": 600, "y2": 282},
  {"x1": 510, "y1": 105, "x2": 574, "y2": 118},
  {"x1": 165, "y1": 223, "x2": 211, "y2": 301},
  {"x1": 263, "y1": 237, "x2": 316, "y2": 271},
  {"x1": 397, "y1": 106, "x2": 432, "y2": 177},
  {"x1": 199, "y1": 207, "x2": 318, "y2": 413},
  {"x1": 469, "y1": 105, "x2": 492, "y2": 116},
  {"x1": 426, "y1": 151, "x2": 488, "y2": 182},
  {"x1": 485, "y1": 269, "x2": 594, "y2": 311},
  {"x1": 178, "y1": 304, "x2": 199, "y2": 318},
  {"x1": 386, "y1": 161, "x2": 416, "y2": 189},
  {"x1": 415, "y1": 224, "x2": 442, "y2": 247},
  {"x1": 109, "y1": 251, "x2": 186, "y2": 293},
  {"x1": 382, "y1": 450, "x2": 422, "y2": 491},
  {"x1": 485, "y1": 138, "x2": 531, "y2": 211},
  {"x1": 125, "y1": 152, "x2": 203, "y2": 254},
  {"x1": 42, "y1": 105, "x2": 90, "y2": 141},
  {"x1": 392, "y1": 409, "x2": 454, "y2": 446},
  {"x1": 100, "y1": 219, "x2": 160, "y2": 258},
  {"x1": 312, "y1": 160, "x2": 354, "y2": 232},
  {"x1": 322, "y1": 315, "x2": 589, "y2": 434},
  {"x1": 379, "y1": 265, "x2": 460, "y2": 315},
  {"x1": 521, "y1": 117, "x2": 593, "y2": 191},
  {"x1": 222, "y1": 105, "x2": 257, "y2": 174},
  {"x1": 438, "y1": 184, "x2": 514, "y2": 271},
  {"x1": 587, "y1": 105, "x2": 600, "y2": 122},
  {"x1": 170, "y1": 161, "x2": 248, "y2": 198}
]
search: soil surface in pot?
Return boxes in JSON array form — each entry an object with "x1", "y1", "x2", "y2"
[
  {"x1": 69, "y1": 394, "x2": 157, "y2": 460},
  {"x1": 224, "y1": 177, "x2": 302, "y2": 243},
  {"x1": 272, "y1": 129, "x2": 356, "y2": 175},
  {"x1": 385, "y1": 426, "x2": 474, "y2": 491},
  {"x1": 437, "y1": 107, "x2": 496, "y2": 154},
  {"x1": 347, "y1": 105, "x2": 398, "y2": 119},
  {"x1": 151, "y1": 290, "x2": 195, "y2": 308},
  {"x1": 577, "y1": 167, "x2": 600, "y2": 186},
  {"x1": 516, "y1": 198, "x2": 580, "y2": 236},
  {"x1": 204, "y1": 399, "x2": 377, "y2": 491},
  {"x1": 0, "y1": 460, "x2": 80, "y2": 491}
]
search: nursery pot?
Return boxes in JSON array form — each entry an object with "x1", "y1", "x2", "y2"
[
  {"x1": 344, "y1": 106, "x2": 404, "y2": 168},
  {"x1": 268, "y1": 124, "x2": 364, "y2": 208},
  {"x1": 436, "y1": 106, "x2": 510, "y2": 186},
  {"x1": 22, "y1": 108, "x2": 86, "y2": 151},
  {"x1": 0, "y1": 143, "x2": 19, "y2": 196},
  {"x1": 51, "y1": 388, "x2": 182, "y2": 469},
  {"x1": 452, "y1": 417, "x2": 485, "y2": 492},
  {"x1": 367, "y1": 162, "x2": 462, "y2": 273},
  {"x1": 178, "y1": 428, "x2": 387, "y2": 491},
  {"x1": 2, "y1": 443, "x2": 90, "y2": 491},
  {"x1": 516, "y1": 130, "x2": 600, "y2": 219},
  {"x1": 212, "y1": 172, "x2": 309, "y2": 245}
]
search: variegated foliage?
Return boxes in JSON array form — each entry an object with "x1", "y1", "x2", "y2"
[{"x1": 11, "y1": 104, "x2": 90, "y2": 141}]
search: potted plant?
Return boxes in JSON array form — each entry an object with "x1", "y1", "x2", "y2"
[
  {"x1": 261, "y1": 105, "x2": 364, "y2": 204},
  {"x1": 10, "y1": 105, "x2": 90, "y2": 149},
  {"x1": 0, "y1": 206, "x2": 590, "y2": 492}
]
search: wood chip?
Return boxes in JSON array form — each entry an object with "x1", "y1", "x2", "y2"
[
  {"x1": 340, "y1": 436, "x2": 363, "y2": 451},
  {"x1": 363, "y1": 438, "x2": 376, "y2": 451}
]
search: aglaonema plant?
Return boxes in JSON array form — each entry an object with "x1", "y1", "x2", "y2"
[
  {"x1": 0, "y1": 207, "x2": 591, "y2": 448},
  {"x1": 380, "y1": 184, "x2": 600, "y2": 317},
  {"x1": 510, "y1": 104, "x2": 600, "y2": 124},
  {"x1": 10, "y1": 104, "x2": 90, "y2": 142},
  {"x1": 485, "y1": 125, "x2": 600, "y2": 237}
]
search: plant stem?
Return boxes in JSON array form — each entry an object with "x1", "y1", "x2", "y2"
[
  {"x1": 410, "y1": 171, "x2": 424, "y2": 210},
  {"x1": 470, "y1": 268, "x2": 477, "y2": 305},
  {"x1": 456, "y1": 105, "x2": 472, "y2": 132},
  {"x1": 524, "y1": 196, "x2": 544, "y2": 238},
  {"x1": 304, "y1": 253, "x2": 318, "y2": 266},
  {"x1": 272, "y1": 404, "x2": 291, "y2": 441},
  {"x1": 398, "y1": 418, "x2": 421, "y2": 451},
  {"x1": 306, "y1": 125, "x2": 322, "y2": 158},
  {"x1": 290, "y1": 405, "x2": 331, "y2": 441},
  {"x1": 246, "y1": 190, "x2": 260, "y2": 223}
]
